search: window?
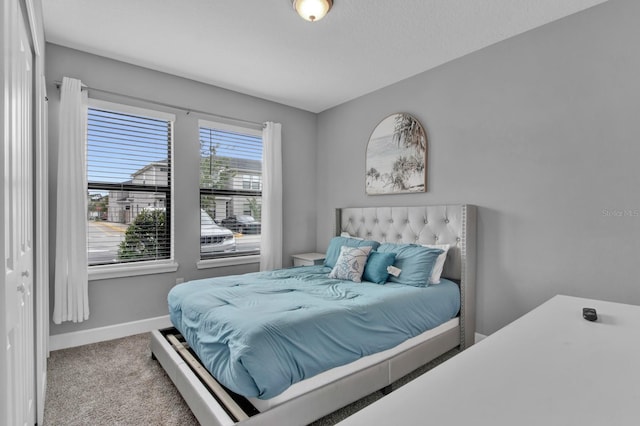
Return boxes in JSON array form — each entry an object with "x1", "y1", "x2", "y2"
[
  {"x1": 199, "y1": 120, "x2": 262, "y2": 260},
  {"x1": 242, "y1": 174, "x2": 261, "y2": 190},
  {"x1": 87, "y1": 99, "x2": 175, "y2": 268}
]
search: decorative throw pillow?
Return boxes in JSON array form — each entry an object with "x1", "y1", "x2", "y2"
[
  {"x1": 362, "y1": 251, "x2": 397, "y2": 284},
  {"x1": 422, "y1": 244, "x2": 450, "y2": 284},
  {"x1": 324, "y1": 236, "x2": 379, "y2": 268},
  {"x1": 328, "y1": 246, "x2": 373, "y2": 283},
  {"x1": 377, "y1": 243, "x2": 443, "y2": 287}
]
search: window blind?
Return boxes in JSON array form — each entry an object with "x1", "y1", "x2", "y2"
[
  {"x1": 87, "y1": 105, "x2": 173, "y2": 266},
  {"x1": 199, "y1": 121, "x2": 262, "y2": 259}
]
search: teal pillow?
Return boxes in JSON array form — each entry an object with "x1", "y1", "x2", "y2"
[
  {"x1": 362, "y1": 251, "x2": 397, "y2": 284},
  {"x1": 324, "y1": 236, "x2": 380, "y2": 268},
  {"x1": 377, "y1": 243, "x2": 444, "y2": 287}
]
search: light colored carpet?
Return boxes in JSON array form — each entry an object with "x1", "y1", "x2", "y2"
[
  {"x1": 44, "y1": 333, "x2": 459, "y2": 425},
  {"x1": 43, "y1": 333, "x2": 198, "y2": 426}
]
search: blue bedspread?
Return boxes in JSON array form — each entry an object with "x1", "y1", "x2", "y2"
[{"x1": 168, "y1": 265, "x2": 460, "y2": 399}]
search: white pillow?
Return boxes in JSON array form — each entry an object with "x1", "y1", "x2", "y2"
[
  {"x1": 328, "y1": 245, "x2": 372, "y2": 283},
  {"x1": 340, "y1": 231, "x2": 363, "y2": 240},
  {"x1": 422, "y1": 244, "x2": 450, "y2": 284}
]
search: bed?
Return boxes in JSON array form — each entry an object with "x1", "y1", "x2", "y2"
[{"x1": 150, "y1": 204, "x2": 477, "y2": 425}]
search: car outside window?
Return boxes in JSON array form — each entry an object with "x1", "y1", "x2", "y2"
[
  {"x1": 86, "y1": 99, "x2": 174, "y2": 268},
  {"x1": 199, "y1": 120, "x2": 262, "y2": 260}
]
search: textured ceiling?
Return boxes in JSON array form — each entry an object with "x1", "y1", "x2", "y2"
[{"x1": 43, "y1": 0, "x2": 607, "y2": 113}]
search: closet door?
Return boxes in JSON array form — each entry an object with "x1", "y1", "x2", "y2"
[{"x1": 1, "y1": 0, "x2": 36, "y2": 424}]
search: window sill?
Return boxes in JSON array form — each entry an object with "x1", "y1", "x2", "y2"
[
  {"x1": 196, "y1": 255, "x2": 260, "y2": 269},
  {"x1": 89, "y1": 261, "x2": 179, "y2": 281}
]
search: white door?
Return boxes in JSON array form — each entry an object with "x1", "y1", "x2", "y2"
[{"x1": 2, "y1": 0, "x2": 36, "y2": 424}]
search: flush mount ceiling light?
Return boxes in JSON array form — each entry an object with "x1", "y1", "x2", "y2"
[{"x1": 293, "y1": 0, "x2": 333, "y2": 22}]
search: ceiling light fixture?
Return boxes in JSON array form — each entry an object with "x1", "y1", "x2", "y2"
[{"x1": 293, "y1": 0, "x2": 333, "y2": 22}]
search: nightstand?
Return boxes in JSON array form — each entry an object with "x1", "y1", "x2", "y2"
[{"x1": 292, "y1": 252, "x2": 325, "y2": 267}]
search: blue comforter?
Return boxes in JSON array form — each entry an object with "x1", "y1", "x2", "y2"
[{"x1": 168, "y1": 265, "x2": 460, "y2": 399}]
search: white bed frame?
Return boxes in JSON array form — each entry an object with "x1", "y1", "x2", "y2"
[{"x1": 150, "y1": 204, "x2": 476, "y2": 426}]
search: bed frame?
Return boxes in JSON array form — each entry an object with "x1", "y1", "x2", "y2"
[{"x1": 150, "y1": 204, "x2": 476, "y2": 426}]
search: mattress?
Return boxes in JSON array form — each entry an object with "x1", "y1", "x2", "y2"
[
  {"x1": 249, "y1": 316, "x2": 459, "y2": 411},
  {"x1": 168, "y1": 265, "x2": 460, "y2": 399}
]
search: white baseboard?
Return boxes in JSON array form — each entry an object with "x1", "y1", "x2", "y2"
[
  {"x1": 49, "y1": 315, "x2": 172, "y2": 351},
  {"x1": 474, "y1": 332, "x2": 488, "y2": 344}
]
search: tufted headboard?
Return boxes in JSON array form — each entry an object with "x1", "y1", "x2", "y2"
[{"x1": 335, "y1": 204, "x2": 477, "y2": 348}]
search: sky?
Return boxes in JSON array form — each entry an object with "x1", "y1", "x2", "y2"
[{"x1": 87, "y1": 108, "x2": 262, "y2": 184}]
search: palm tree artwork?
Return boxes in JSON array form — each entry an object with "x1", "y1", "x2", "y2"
[{"x1": 366, "y1": 113, "x2": 427, "y2": 194}]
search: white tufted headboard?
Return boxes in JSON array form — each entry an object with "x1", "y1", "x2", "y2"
[{"x1": 335, "y1": 204, "x2": 477, "y2": 348}]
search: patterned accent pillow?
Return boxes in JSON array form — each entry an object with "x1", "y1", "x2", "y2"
[{"x1": 328, "y1": 245, "x2": 373, "y2": 283}]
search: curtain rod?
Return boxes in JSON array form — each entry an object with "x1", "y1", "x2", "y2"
[{"x1": 54, "y1": 80, "x2": 265, "y2": 128}]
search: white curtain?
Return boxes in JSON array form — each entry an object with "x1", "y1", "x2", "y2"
[
  {"x1": 260, "y1": 122, "x2": 283, "y2": 271},
  {"x1": 53, "y1": 77, "x2": 89, "y2": 324}
]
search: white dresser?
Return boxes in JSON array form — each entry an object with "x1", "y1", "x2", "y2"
[{"x1": 338, "y1": 295, "x2": 640, "y2": 426}]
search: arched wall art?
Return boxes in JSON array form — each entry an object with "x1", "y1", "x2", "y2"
[{"x1": 365, "y1": 113, "x2": 427, "y2": 195}]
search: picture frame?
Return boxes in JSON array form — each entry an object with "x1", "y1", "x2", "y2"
[{"x1": 365, "y1": 113, "x2": 427, "y2": 195}]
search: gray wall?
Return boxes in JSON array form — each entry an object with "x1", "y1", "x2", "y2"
[
  {"x1": 48, "y1": 0, "x2": 640, "y2": 338},
  {"x1": 316, "y1": 0, "x2": 640, "y2": 335},
  {"x1": 47, "y1": 44, "x2": 318, "y2": 335}
]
